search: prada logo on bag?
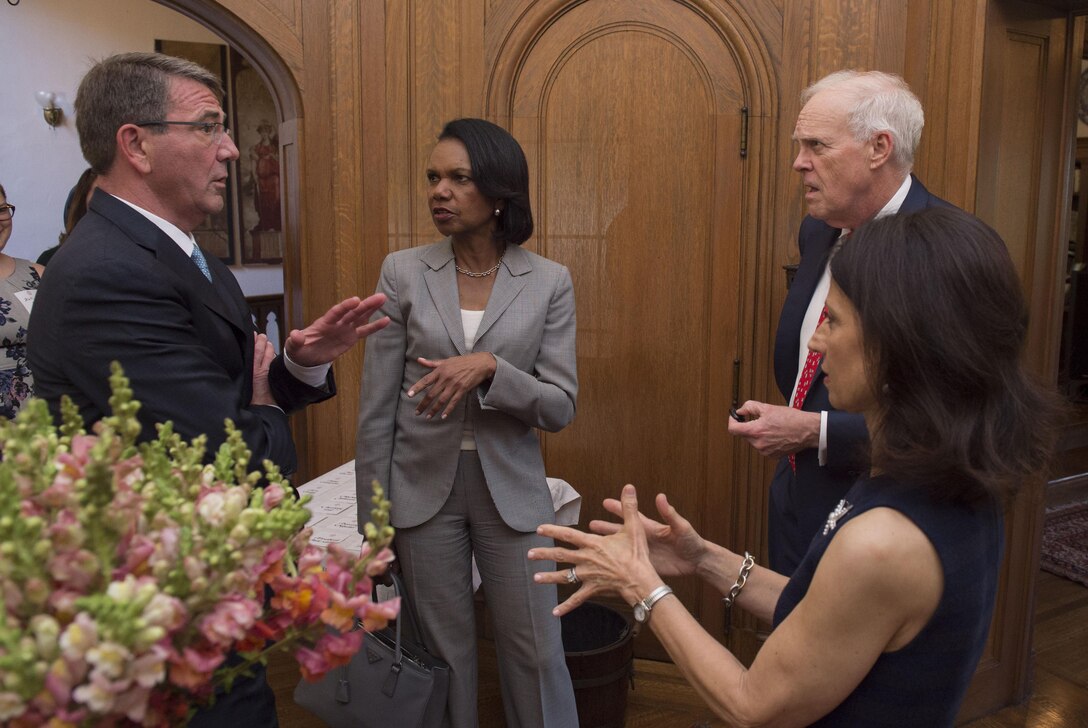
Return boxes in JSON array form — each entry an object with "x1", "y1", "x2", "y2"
[{"x1": 366, "y1": 646, "x2": 384, "y2": 664}]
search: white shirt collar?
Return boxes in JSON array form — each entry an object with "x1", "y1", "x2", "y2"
[
  {"x1": 840, "y1": 175, "x2": 912, "y2": 237},
  {"x1": 111, "y1": 193, "x2": 197, "y2": 255},
  {"x1": 875, "y1": 174, "x2": 913, "y2": 219}
]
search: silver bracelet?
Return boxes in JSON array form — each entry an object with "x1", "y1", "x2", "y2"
[{"x1": 722, "y1": 551, "x2": 755, "y2": 609}]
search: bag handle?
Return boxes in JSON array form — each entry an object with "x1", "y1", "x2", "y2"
[
  {"x1": 386, "y1": 572, "x2": 406, "y2": 666},
  {"x1": 393, "y1": 573, "x2": 430, "y2": 651},
  {"x1": 338, "y1": 571, "x2": 418, "y2": 704},
  {"x1": 361, "y1": 571, "x2": 430, "y2": 665}
]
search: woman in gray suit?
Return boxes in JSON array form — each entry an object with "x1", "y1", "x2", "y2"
[{"x1": 356, "y1": 118, "x2": 579, "y2": 728}]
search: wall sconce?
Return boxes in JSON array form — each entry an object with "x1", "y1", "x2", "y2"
[{"x1": 36, "y1": 91, "x2": 63, "y2": 128}]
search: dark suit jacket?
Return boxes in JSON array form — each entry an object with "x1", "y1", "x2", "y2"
[
  {"x1": 28, "y1": 190, "x2": 334, "y2": 475},
  {"x1": 768, "y1": 175, "x2": 953, "y2": 574}
]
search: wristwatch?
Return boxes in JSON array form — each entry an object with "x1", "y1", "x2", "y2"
[{"x1": 632, "y1": 585, "x2": 674, "y2": 625}]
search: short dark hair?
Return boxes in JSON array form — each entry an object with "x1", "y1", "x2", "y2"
[
  {"x1": 75, "y1": 52, "x2": 223, "y2": 175},
  {"x1": 438, "y1": 118, "x2": 533, "y2": 245},
  {"x1": 831, "y1": 207, "x2": 1059, "y2": 504}
]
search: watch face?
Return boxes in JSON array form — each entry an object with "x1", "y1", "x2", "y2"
[{"x1": 633, "y1": 604, "x2": 648, "y2": 623}]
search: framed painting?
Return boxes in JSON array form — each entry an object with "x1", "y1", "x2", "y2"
[{"x1": 230, "y1": 49, "x2": 283, "y2": 264}]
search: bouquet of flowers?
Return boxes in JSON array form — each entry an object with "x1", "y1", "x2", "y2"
[{"x1": 0, "y1": 363, "x2": 398, "y2": 726}]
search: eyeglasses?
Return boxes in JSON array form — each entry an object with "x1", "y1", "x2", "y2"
[
  {"x1": 0, "y1": 204, "x2": 14, "y2": 220},
  {"x1": 134, "y1": 120, "x2": 232, "y2": 145}
]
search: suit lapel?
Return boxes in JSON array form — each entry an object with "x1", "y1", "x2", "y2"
[
  {"x1": 419, "y1": 240, "x2": 532, "y2": 354},
  {"x1": 474, "y1": 244, "x2": 530, "y2": 344},
  {"x1": 164, "y1": 241, "x2": 248, "y2": 336},
  {"x1": 775, "y1": 223, "x2": 838, "y2": 396},
  {"x1": 421, "y1": 240, "x2": 467, "y2": 355},
  {"x1": 203, "y1": 254, "x2": 252, "y2": 330},
  {"x1": 92, "y1": 192, "x2": 249, "y2": 337}
]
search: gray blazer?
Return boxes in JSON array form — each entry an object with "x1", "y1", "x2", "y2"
[{"x1": 355, "y1": 239, "x2": 577, "y2": 532}]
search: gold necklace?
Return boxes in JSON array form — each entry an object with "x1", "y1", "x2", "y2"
[{"x1": 455, "y1": 250, "x2": 504, "y2": 278}]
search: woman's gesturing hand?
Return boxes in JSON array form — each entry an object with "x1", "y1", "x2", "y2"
[
  {"x1": 408, "y1": 352, "x2": 497, "y2": 420},
  {"x1": 529, "y1": 485, "x2": 675, "y2": 617},
  {"x1": 592, "y1": 491, "x2": 708, "y2": 579}
]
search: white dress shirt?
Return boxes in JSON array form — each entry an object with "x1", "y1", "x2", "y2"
[{"x1": 790, "y1": 175, "x2": 912, "y2": 464}]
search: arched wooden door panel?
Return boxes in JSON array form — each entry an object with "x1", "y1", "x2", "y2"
[{"x1": 493, "y1": 0, "x2": 750, "y2": 653}]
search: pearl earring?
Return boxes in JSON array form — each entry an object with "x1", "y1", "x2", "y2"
[{"x1": 494, "y1": 208, "x2": 501, "y2": 216}]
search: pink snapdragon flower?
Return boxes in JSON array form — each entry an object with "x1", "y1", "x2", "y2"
[
  {"x1": 114, "y1": 533, "x2": 157, "y2": 579},
  {"x1": 0, "y1": 367, "x2": 396, "y2": 725},
  {"x1": 0, "y1": 692, "x2": 25, "y2": 722},
  {"x1": 198, "y1": 596, "x2": 263, "y2": 649},
  {"x1": 59, "y1": 613, "x2": 99, "y2": 662},
  {"x1": 320, "y1": 591, "x2": 375, "y2": 632},
  {"x1": 48, "y1": 550, "x2": 99, "y2": 592},
  {"x1": 142, "y1": 592, "x2": 187, "y2": 634},
  {"x1": 294, "y1": 645, "x2": 334, "y2": 682},
  {"x1": 262, "y1": 483, "x2": 286, "y2": 510},
  {"x1": 168, "y1": 647, "x2": 226, "y2": 692},
  {"x1": 313, "y1": 629, "x2": 365, "y2": 668}
]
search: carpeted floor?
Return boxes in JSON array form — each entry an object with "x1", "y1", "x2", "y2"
[{"x1": 1041, "y1": 499, "x2": 1088, "y2": 587}]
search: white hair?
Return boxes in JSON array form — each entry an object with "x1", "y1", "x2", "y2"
[{"x1": 801, "y1": 70, "x2": 924, "y2": 171}]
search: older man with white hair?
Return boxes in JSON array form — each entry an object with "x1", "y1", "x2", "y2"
[{"x1": 729, "y1": 70, "x2": 954, "y2": 574}]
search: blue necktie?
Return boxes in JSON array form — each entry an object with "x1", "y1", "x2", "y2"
[{"x1": 191, "y1": 244, "x2": 212, "y2": 282}]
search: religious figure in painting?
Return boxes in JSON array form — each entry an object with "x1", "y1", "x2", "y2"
[{"x1": 249, "y1": 121, "x2": 281, "y2": 232}]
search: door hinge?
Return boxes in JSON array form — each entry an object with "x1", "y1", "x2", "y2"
[{"x1": 740, "y1": 106, "x2": 749, "y2": 159}]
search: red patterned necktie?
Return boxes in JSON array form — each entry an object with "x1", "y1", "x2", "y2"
[{"x1": 788, "y1": 305, "x2": 828, "y2": 472}]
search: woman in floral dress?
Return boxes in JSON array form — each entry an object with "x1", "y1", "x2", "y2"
[{"x1": 0, "y1": 183, "x2": 44, "y2": 419}]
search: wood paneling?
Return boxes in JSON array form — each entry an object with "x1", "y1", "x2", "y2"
[
  {"x1": 966, "y1": 1, "x2": 1073, "y2": 718},
  {"x1": 166, "y1": 0, "x2": 304, "y2": 83},
  {"x1": 904, "y1": 0, "x2": 988, "y2": 210},
  {"x1": 976, "y1": 3, "x2": 1070, "y2": 377},
  {"x1": 385, "y1": 0, "x2": 488, "y2": 253}
]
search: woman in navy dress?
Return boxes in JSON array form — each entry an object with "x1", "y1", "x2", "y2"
[{"x1": 531, "y1": 207, "x2": 1059, "y2": 727}]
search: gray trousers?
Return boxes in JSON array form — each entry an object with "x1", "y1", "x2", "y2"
[{"x1": 394, "y1": 452, "x2": 578, "y2": 728}]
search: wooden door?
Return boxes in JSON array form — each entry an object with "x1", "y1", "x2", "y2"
[
  {"x1": 491, "y1": 0, "x2": 751, "y2": 657},
  {"x1": 967, "y1": 0, "x2": 1071, "y2": 718}
]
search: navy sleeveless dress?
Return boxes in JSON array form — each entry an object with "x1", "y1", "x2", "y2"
[{"x1": 773, "y1": 475, "x2": 1003, "y2": 727}]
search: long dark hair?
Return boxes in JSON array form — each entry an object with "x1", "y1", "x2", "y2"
[
  {"x1": 438, "y1": 118, "x2": 533, "y2": 245},
  {"x1": 831, "y1": 208, "x2": 1059, "y2": 504},
  {"x1": 59, "y1": 168, "x2": 98, "y2": 244}
]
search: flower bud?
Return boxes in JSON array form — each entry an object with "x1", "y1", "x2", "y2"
[
  {"x1": 24, "y1": 577, "x2": 50, "y2": 606},
  {"x1": 138, "y1": 625, "x2": 165, "y2": 645},
  {"x1": 33, "y1": 540, "x2": 52, "y2": 560},
  {"x1": 30, "y1": 615, "x2": 61, "y2": 660}
]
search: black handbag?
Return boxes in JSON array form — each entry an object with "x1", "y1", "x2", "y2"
[{"x1": 293, "y1": 573, "x2": 450, "y2": 728}]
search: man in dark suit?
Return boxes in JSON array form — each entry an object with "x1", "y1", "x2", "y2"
[
  {"x1": 27, "y1": 52, "x2": 389, "y2": 726},
  {"x1": 729, "y1": 70, "x2": 952, "y2": 574}
]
